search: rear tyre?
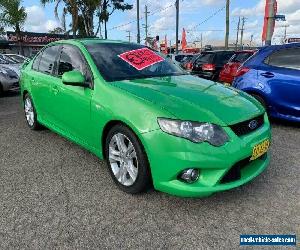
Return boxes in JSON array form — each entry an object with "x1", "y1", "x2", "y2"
[
  {"x1": 23, "y1": 93, "x2": 42, "y2": 130},
  {"x1": 251, "y1": 94, "x2": 267, "y2": 109},
  {"x1": 105, "y1": 124, "x2": 151, "y2": 194}
]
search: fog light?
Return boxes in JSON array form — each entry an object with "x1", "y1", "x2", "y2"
[{"x1": 179, "y1": 168, "x2": 200, "y2": 183}]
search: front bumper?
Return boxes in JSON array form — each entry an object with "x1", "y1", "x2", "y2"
[
  {"x1": 141, "y1": 114, "x2": 271, "y2": 197},
  {"x1": 1, "y1": 79, "x2": 19, "y2": 91}
]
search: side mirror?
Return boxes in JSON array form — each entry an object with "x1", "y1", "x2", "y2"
[{"x1": 62, "y1": 70, "x2": 88, "y2": 87}]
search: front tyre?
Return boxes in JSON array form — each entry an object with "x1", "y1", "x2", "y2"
[
  {"x1": 105, "y1": 124, "x2": 151, "y2": 194},
  {"x1": 23, "y1": 93, "x2": 41, "y2": 130}
]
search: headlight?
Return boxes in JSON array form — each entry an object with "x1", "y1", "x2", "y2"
[
  {"x1": 157, "y1": 118, "x2": 229, "y2": 146},
  {"x1": 0, "y1": 68, "x2": 8, "y2": 74}
]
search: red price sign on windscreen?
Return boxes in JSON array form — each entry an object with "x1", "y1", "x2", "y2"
[{"x1": 118, "y1": 48, "x2": 164, "y2": 71}]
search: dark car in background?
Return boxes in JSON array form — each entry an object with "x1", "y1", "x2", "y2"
[
  {"x1": 188, "y1": 51, "x2": 235, "y2": 80},
  {"x1": 233, "y1": 43, "x2": 300, "y2": 122},
  {"x1": 219, "y1": 50, "x2": 256, "y2": 85}
]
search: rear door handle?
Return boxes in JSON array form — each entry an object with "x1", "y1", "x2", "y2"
[{"x1": 260, "y1": 72, "x2": 274, "y2": 78}]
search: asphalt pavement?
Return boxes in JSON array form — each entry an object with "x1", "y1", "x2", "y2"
[{"x1": 0, "y1": 92, "x2": 299, "y2": 249}]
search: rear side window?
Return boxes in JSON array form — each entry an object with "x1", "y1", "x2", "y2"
[
  {"x1": 266, "y1": 47, "x2": 300, "y2": 70},
  {"x1": 216, "y1": 52, "x2": 234, "y2": 64},
  {"x1": 230, "y1": 52, "x2": 253, "y2": 63},
  {"x1": 32, "y1": 53, "x2": 42, "y2": 71},
  {"x1": 38, "y1": 46, "x2": 60, "y2": 74}
]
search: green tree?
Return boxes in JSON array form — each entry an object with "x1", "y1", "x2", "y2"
[
  {"x1": 41, "y1": 0, "x2": 78, "y2": 38},
  {"x1": 48, "y1": 26, "x2": 65, "y2": 34},
  {"x1": 101, "y1": 0, "x2": 133, "y2": 39},
  {"x1": 0, "y1": 0, "x2": 27, "y2": 54}
]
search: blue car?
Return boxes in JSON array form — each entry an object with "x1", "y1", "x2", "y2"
[{"x1": 233, "y1": 43, "x2": 300, "y2": 122}]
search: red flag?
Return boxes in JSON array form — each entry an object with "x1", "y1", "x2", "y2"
[
  {"x1": 182, "y1": 28, "x2": 187, "y2": 49},
  {"x1": 262, "y1": 0, "x2": 277, "y2": 42},
  {"x1": 164, "y1": 35, "x2": 168, "y2": 54}
]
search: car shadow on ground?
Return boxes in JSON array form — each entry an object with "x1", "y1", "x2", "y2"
[
  {"x1": 270, "y1": 117, "x2": 300, "y2": 128},
  {"x1": 0, "y1": 90, "x2": 20, "y2": 98}
]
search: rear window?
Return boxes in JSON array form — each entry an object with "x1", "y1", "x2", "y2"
[
  {"x1": 230, "y1": 52, "x2": 253, "y2": 63},
  {"x1": 195, "y1": 53, "x2": 214, "y2": 63}
]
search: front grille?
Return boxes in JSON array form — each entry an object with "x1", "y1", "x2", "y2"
[
  {"x1": 12, "y1": 82, "x2": 19, "y2": 88},
  {"x1": 230, "y1": 114, "x2": 264, "y2": 136}
]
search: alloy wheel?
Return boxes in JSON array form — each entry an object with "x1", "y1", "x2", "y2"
[
  {"x1": 108, "y1": 133, "x2": 138, "y2": 186},
  {"x1": 24, "y1": 97, "x2": 35, "y2": 127}
]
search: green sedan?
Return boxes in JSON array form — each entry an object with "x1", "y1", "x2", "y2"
[{"x1": 20, "y1": 39, "x2": 271, "y2": 198}]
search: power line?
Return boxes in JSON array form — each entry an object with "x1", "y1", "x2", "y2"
[
  {"x1": 189, "y1": 6, "x2": 226, "y2": 32},
  {"x1": 108, "y1": 3, "x2": 174, "y2": 31}
]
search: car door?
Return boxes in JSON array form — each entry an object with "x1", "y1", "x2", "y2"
[
  {"x1": 257, "y1": 47, "x2": 300, "y2": 117},
  {"x1": 51, "y1": 44, "x2": 93, "y2": 144},
  {"x1": 30, "y1": 45, "x2": 61, "y2": 122}
]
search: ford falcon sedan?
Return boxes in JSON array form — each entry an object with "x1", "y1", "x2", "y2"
[{"x1": 20, "y1": 39, "x2": 271, "y2": 197}]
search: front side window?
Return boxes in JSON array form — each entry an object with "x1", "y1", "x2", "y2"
[
  {"x1": 57, "y1": 45, "x2": 86, "y2": 76},
  {"x1": 85, "y1": 43, "x2": 185, "y2": 82},
  {"x1": 38, "y1": 46, "x2": 60, "y2": 74},
  {"x1": 57, "y1": 45, "x2": 92, "y2": 83},
  {"x1": 266, "y1": 47, "x2": 300, "y2": 70}
]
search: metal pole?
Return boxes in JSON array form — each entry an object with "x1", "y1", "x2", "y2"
[
  {"x1": 225, "y1": 0, "x2": 230, "y2": 50},
  {"x1": 175, "y1": 0, "x2": 179, "y2": 54},
  {"x1": 137, "y1": 0, "x2": 140, "y2": 43},
  {"x1": 240, "y1": 17, "x2": 245, "y2": 49},
  {"x1": 126, "y1": 30, "x2": 131, "y2": 42},
  {"x1": 201, "y1": 33, "x2": 203, "y2": 50},
  {"x1": 265, "y1": 0, "x2": 275, "y2": 46},
  {"x1": 235, "y1": 16, "x2": 240, "y2": 51},
  {"x1": 144, "y1": 5, "x2": 149, "y2": 45}
]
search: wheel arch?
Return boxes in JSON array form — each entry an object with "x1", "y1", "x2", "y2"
[
  {"x1": 22, "y1": 90, "x2": 29, "y2": 100},
  {"x1": 101, "y1": 120, "x2": 146, "y2": 160}
]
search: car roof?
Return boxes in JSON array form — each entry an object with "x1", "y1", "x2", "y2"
[
  {"x1": 261, "y1": 42, "x2": 300, "y2": 52},
  {"x1": 235, "y1": 50, "x2": 256, "y2": 53},
  {"x1": 202, "y1": 50, "x2": 235, "y2": 53},
  {"x1": 52, "y1": 38, "x2": 134, "y2": 46}
]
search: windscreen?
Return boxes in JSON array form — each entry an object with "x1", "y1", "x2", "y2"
[{"x1": 85, "y1": 43, "x2": 186, "y2": 82}]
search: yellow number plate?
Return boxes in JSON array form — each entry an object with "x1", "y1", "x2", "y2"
[
  {"x1": 250, "y1": 139, "x2": 270, "y2": 161},
  {"x1": 224, "y1": 82, "x2": 231, "y2": 86}
]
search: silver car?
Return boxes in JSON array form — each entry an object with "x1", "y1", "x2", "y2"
[{"x1": 0, "y1": 64, "x2": 19, "y2": 95}]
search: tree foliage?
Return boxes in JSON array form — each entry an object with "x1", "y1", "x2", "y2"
[
  {"x1": 100, "y1": 0, "x2": 133, "y2": 39},
  {"x1": 0, "y1": 0, "x2": 27, "y2": 54},
  {"x1": 48, "y1": 26, "x2": 65, "y2": 34}
]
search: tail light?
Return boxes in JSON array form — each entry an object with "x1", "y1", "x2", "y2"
[
  {"x1": 202, "y1": 63, "x2": 215, "y2": 71},
  {"x1": 235, "y1": 66, "x2": 250, "y2": 77},
  {"x1": 186, "y1": 62, "x2": 193, "y2": 70}
]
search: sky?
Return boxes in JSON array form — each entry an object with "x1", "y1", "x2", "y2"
[{"x1": 20, "y1": 0, "x2": 300, "y2": 46}]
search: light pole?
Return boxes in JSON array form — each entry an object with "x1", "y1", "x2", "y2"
[
  {"x1": 175, "y1": 0, "x2": 179, "y2": 54},
  {"x1": 137, "y1": 0, "x2": 140, "y2": 43}
]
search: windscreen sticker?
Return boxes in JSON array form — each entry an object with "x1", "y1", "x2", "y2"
[{"x1": 118, "y1": 48, "x2": 164, "y2": 70}]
